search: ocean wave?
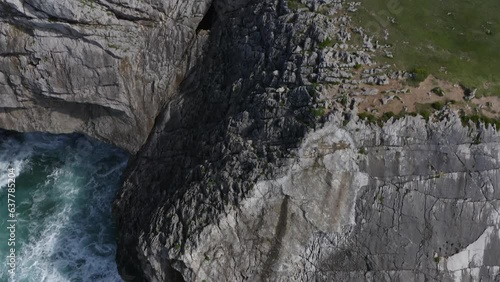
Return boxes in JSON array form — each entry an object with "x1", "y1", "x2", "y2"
[{"x1": 0, "y1": 131, "x2": 128, "y2": 282}]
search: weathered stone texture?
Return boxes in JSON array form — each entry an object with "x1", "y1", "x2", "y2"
[
  {"x1": 0, "y1": 0, "x2": 212, "y2": 152},
  {"x1": 3, "y1": 0, "x2": 500, "y2": 281}
]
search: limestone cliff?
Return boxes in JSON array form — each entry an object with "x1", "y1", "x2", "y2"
[
  {"x1": 0, "y1": 0, "x2": 213, "y2": 152},
  {"x1": 112, "y1": 0, "x2": 500, "y2": 281},
  {"x1": 2, "y1": 0, "x2": 500, "y2": 281},
  {"x1": 121, "y1": 110, "x2": 500, "y2": 281}
]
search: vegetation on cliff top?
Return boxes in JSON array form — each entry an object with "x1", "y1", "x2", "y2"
[{"x1": 350, "y1": 0, "x2": 500, "y2": 97}]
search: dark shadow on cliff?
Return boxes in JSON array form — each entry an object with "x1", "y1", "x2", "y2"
[
  {"x1": 113, "y1": 0, "x2": 322, "y2": 280},
  {"x1": 197, "y1": 3, "x2": 217, "y2": 32}
]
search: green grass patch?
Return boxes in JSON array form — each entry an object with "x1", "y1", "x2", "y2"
[
  {"x1": 288, "y1": 0, "x2": 307, "y2": 10},
  {"x1": 358, "y1": 111, "x2": 406, "y2": 126},
  {"x1": 431, "y1": 87, "x2": 445, "y2": 97},
  {"x1": 460, "y1": 113, "x2": 500, "y2": 130},
  {"x1": 317, "y1": 5, "x2": 332, "y2": 15},
  {"x1": 415, "y1": 104, "x2": 434, "y2": 121},
  {"x1": 359, "y1": 100, "x2": 471, "y2": 126},
  {"x1": 358, "y1": 112, "x2": 378, "y2": 124},
  {"x1": 349, "y1": 0, "x2": 500, "y2": 96},
  {"x1": 431, "y1": 101, "x2": 445, "y2": 110},
  {"x1": 318, "y1": 37, "x2": 333, "y2": 49},
  {"x1": 338, "y1": 94, "x2": 349, "y2": 106},
  {"x1": 311, "y1": 107, "x2": 326, "y2": 117},
  {"x1": 408, "y1": 68, "x2": 429, "y2": 85}
]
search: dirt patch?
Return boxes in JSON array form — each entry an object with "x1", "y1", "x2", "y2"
[{"x1": 356, "y1": 75, "x2": 500, "y2": 118}]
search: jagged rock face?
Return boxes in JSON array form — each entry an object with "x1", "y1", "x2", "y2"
[
  {"x1": 115, "y1": 3, "x2": 312, "y2": 281},
  {"x1": 113, "y1": 0, "x2": 333, "y2": 280},
  {"x1": 3, "y1": 0, "x2": 500, "y2": 281},
  {"x1": 285, "y1": 113, "x2": 500, "y2": 282},
  {"x1": 113, "y1": 0, "x2": 500, "y2": 281},
  {"x1": 0, "y1": 0, "x2": 212, "y2": 152},
  {"x1": 118, "y1": 100, "x2": 500, "y2": 281}
]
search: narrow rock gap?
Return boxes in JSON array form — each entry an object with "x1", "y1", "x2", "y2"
[
  {"x1": 196, "y1": 4, "x2": 217, "y2": 32},
  {"x1": 165, "y1": 263, "x2": 186, "y2": 282}
]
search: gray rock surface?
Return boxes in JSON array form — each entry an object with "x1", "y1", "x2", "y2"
[
  {"x1": 112, "y1": 1, "x2": 500, "y2": 282},
  {"x1": 2, "y1": 0, "x2": 500, "y2": 281},
  {"x1": 117, "y1": 100, "x2": 500, "y2": 282},
  {"x1": 0, "y1": 0, "x2": 212, "y2": 152}
]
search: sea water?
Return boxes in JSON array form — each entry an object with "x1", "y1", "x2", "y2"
[{"x1": 0, "y1": 131, "x2": 128, "y2": 281}]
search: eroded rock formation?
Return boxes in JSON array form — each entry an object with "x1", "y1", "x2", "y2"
[
  {"x1": 112, "y1": 0, "x2": 500, "y2": 281},
  {"x1": 0, "y1": 0, "x2": 213, "y2": 152},
  {"x1": 2, "y1": 0, "x2": 500, "y2": 281}
]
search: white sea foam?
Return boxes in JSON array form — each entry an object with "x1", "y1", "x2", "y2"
[
  {"x1": 0, "y1": 137, "x2": 33, "y2": 190},
  {"x1": 0, "y1": 132, "x2": 127, "y2": 282}
]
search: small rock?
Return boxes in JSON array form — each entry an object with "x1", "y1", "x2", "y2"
[
  {"x1": 363, "y1": 88, "x2": 379, "y2": 96},
  {"x1": 376, "y1": 75, "x2": 389, "y2": 85},
  {"x1": 464, "y1": 88, "x2": 477, "y2": 100},
  {"x1": 381, "y1": 95, "x2": 395, "y2": 105}
]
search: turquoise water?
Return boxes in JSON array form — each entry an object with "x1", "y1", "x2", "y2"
[{"x1": 0, "y1": 131, "x2": 128, "y2": 281}]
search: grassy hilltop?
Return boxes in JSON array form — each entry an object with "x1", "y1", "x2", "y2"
[{"x1": 351, "y1": 0, "x2": 500, "y2": 96}]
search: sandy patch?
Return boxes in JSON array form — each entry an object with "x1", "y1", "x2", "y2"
[{"x1": 355, "y1": 75, "x2": 500, "y2": 118}]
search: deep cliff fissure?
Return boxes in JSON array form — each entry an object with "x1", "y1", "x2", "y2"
[{"x1": 197, "y1": 4, "x2": 217, "y2": 32}]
